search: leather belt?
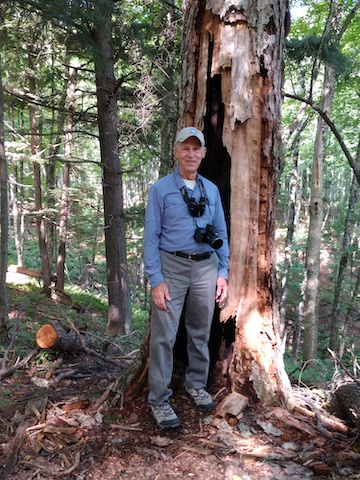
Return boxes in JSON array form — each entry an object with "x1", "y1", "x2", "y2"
[{"x1": 167, "y1": 251, "x2": 212, "y2": 261}]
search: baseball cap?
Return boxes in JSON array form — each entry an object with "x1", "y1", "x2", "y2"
[{"x1": 175, "y1": 127, "x2": 205, "y2": 147}]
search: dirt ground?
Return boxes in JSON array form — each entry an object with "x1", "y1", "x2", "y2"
[{"x1": 1, "y1": 350, "x2": 360, "y2": 480}]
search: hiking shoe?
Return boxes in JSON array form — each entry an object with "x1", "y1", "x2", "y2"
[
  {"x1": 185, "y1": 387, "x2": 215, "y2": 412},
  {"x1": 150, "y1": 401, "x2": 181, "y2": 430}
]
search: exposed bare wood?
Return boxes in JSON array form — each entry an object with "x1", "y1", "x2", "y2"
[
  {"x1": 177, "y1": 0, "x2": 293, "y2": 407},
  {"x1": 7, "y1": 264, "x2": 42, "y2": 278},
  {"x1": 1, "y1": 419, "x2": 26, "y2": 478},
  {"x1": 36, "y1": 323, "x2": 84, "y2": 352},
  {"x1": 294, "y1": 404, "x2": 348, "y2": 436}
]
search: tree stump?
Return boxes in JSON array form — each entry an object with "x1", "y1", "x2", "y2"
[
  {"x1": 36, "y1": 323, "x2": 86, "y2": 353},
  {"x1": 332, "y1": 382, "x2": 360, "y2": 425}
]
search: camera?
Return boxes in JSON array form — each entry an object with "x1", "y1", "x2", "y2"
[{"x1": 194, "y1": 224, "x2": 223, "y2": 249}]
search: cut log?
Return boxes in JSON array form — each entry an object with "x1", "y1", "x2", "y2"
[
  {"x1": 36, "y1": 323, "x2": 86, "y2": 352},
  {"x1": 51, "y1": 290, "x2": 86, "y2": 313},
  {"x1": 7, "y1": 265, "x2": 42, "y2": 278}
]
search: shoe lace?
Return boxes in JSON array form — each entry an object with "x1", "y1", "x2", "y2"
[
  {"x1": 160, "y1": 402, "x2": 174, "y2": 417},
  {"x1": 191, "y1": 388, "x2": 209, "y2": 400}
]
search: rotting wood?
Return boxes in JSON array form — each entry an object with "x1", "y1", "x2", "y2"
[
  {"x1": 19, "y1": 451, "x2": 80, "y2": 477},
  {"x1": 294, "y1": 403, "x2": 348, "y2": 436},
  {"x1": 88, "y1": 379, "x2": 119, "y2": 414},
  {"x1": 1, "y1": 419, "x2": 26, "y2": 479},
  {"x1": 216, "y1": 391, "x2": 249, "y2": 419}
]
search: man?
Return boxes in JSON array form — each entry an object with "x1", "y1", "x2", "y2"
[{"x1": 144, "y1": 126, "x2": 229, "y2": 429}]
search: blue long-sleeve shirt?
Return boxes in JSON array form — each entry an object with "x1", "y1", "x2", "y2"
[{"x1": 144, "y1": 166, "x2": 229, "y2": 288}]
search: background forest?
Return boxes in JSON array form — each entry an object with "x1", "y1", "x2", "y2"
[{"x1": 0, "y1": 0, "x2": 359, "y2": 387}]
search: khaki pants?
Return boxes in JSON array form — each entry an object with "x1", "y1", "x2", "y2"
[{"x1": 148, "y1": 250, "x2": 218, "y2": 405}]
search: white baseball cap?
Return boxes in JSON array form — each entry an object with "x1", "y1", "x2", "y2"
[{"x1": 175, "y1": 127, "x2": 205, "y2": 147}]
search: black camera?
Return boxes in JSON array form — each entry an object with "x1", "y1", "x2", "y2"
[
  {"x1": 194, "y1": 224, "x2": 223, "y2": 249},
  {"x1": 188, "y1": 197, "x2": 206, "y2": 217}
]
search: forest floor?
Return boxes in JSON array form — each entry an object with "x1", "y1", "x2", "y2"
[{"x1": 1, "y1": 283, "x2": 360, "y2": 480}]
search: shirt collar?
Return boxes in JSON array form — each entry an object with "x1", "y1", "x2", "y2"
[{"x1": 174, "y1": 166, "x2": 202, "y2": 188}]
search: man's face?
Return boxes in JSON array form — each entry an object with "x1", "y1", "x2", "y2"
[{"x1": 174, "y1": 137, "x2": 206, "y2": 180}]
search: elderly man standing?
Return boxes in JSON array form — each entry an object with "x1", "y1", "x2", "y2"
[{"x1": 144, "y1": 126, "x2": 229, "y2": 429}]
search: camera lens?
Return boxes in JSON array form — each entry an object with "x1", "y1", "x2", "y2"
[{"x1": 210, "y1": 237, "x2": 223, "y2": 249}]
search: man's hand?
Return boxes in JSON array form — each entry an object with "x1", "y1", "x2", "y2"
[
  {"x1": 216, "y1": 277, "x2": 228, "y2": 308},
  {"x1": 152, "y1": 282, "x2": 171, "y2": 311}
]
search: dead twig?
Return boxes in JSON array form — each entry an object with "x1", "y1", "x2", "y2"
[
  {"x1": 110, "y1": 423, "x2": 143, "y2": 432},
  {"x1": 0, "y1": 348, "x2": 39, "y2": 382},
  {"x1": 68, "y1": 320, "x2": 122, "y2": 367}
]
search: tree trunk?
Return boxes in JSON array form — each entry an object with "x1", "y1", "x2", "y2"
[
  {"x1": 280, "y1": 111, "x2": 311, "y2": 335},
  {"x1": 303, "y1": 5, "x2": 341, "y2": 360},
  {"x1": 340, "y1": 269, "x2": 360, "y2": 359},
  {"x1": 0, "y1": 53, "x2": 9, "y2": 337},
  {"x1": 91, "y1": 1, "x2": 131, "y2": 335},
  {"x1": 177, "y1": 0, "x2": 293, "y2": 406},
  {"x1": 28, "y1": 45, "x2": 52, "y2": 296},
  {"x1": 330, "y1": 174, "x2": 360, "y2": 352},
  {"x1": 9, "y1": 164, "x2": 24, "y2": 267},
  {"x1": 159, "y1": 0, "x2": 177, "y2": 178},
  {"x1": 55, "y1": 66, "x2": 76, "y2": 292},
  {"x1": 8, "y1": 84, "x2": 24, "y2": 266}
]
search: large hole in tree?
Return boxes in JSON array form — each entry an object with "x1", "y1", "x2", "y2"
[
  {"x1": 174, "y1": 71, "x2": 233, "y2": 392},
  {"x1": 173, "y1": 298, "x2": 235, "y2": 391}
]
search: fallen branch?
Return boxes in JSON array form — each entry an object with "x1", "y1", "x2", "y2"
[
  {"x1": 68, "y1": 321, "x2": 122, "y2": 367},
  {"x1": 294, "y1": 403, "x2": 348, "y2": 437},
  {"x1": 111, "y1": 423, "x2": 143, "y2": 432},
  {"x1": 0, "y1": 348, "x2": 39, "y2": 382}
]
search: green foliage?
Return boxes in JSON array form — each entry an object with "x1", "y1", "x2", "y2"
[
  {"x1": 285, "y1": 35, "x2": 350, "y2": 77},
  {"x1": 1, "y1": 0, "x2": 359, "y2": 380},
  {"x1": 0, "y1": 389, "x2": 12, "y2": 410},
  {"x1": 285, "y1": 356, "x2": 335, "y2": 387}
]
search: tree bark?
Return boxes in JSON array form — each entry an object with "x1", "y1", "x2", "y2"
[
  {"x1": 28, "y1": 45, "x2": 52, "y2": 296},
  {"x1": 91, "y1": 1, "x2": 131, "y2": 335},
  {"x1": 0, "y1": 52, "x2": 9, "y2": 336},
  {"x1": 280, "y1": 111, "x2": 311, "y2": 341},
  {"x1": 36, "y1": 323, "x2": 88, "y2": 352},
  {"x1": 303, "y1": 4, "x2": 341, "y2": 360},
  {"x1": 177, "y1": 0, "x2": 293, "y2": 406},
  {"x1": 330, "y1": 174, "x2": 360, "y2": 352},
  {"x1": 159, "y1": 0, "x2": 177, "y2": 178},
  {"x1": 55, "y1": 66, "x2": 76, "y2": 292}
]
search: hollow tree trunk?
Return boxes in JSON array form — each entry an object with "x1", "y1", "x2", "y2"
[{"x1": 177, "y1": 0, "x2": 293, "y2": 406}]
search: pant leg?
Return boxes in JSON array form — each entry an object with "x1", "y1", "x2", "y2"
[
  {"x1": 184, "y1": 253, "x2": 218, "y2": 390},
  {"x1": 148, "y1": 251, "x2": 191, "y2": 405}
]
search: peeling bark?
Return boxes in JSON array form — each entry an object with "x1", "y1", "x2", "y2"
[{"x1": 178, "y1": 0, "x2": 293, "y2": 406}]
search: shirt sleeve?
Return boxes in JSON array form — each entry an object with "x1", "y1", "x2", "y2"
[
  {"x1": 144, "y1": 184, "x2": 165, "y2": 288},
  {"x1": 213, "y1": 189, "x2": 230, "y2": 280}
]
